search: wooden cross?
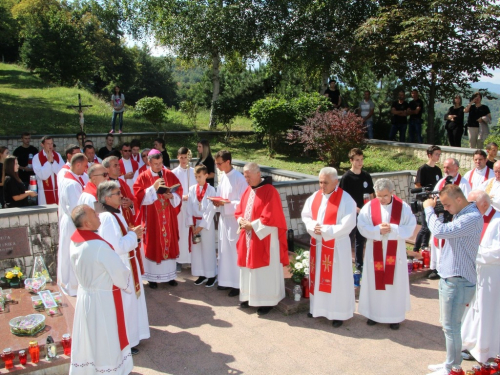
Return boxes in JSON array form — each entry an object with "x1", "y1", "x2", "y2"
[{"x1": 67, "y1": 94, "x2": 92, "y2": 132}]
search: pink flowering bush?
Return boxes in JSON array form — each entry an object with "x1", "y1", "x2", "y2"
[{"x1": 288, "y1": 109, "x2": 366, "y2": 168}]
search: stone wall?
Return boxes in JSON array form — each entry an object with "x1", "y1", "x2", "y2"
[
  {"x1": 368, "y1": 139, "x2": 476, "y2": 170},
  {"x1": 0, "y1": 206, "x2": 58, "y2": 280}
]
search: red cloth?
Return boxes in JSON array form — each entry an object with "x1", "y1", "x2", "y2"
[
  {"x1": 64, "y1": 171, "x2": 85, "y2": 189},
  {"x1": 235, "y1": 184, "x2": 289, "y2": 269},
  {"x1": 116, "y1": 179, "x2": 137, "y2": 227},
  {"x1": 37, "y1": 150, "x2": 61, "y2": 204},
  {"x1": 138, "y1": 164, "x2": 148, "y2": 175},
  {"x1": 82, "y1": 182, "x2": 97, "y2": 199},
  {"x1": 133, "y1": 168, "x2": 182, "y2": 264},
  {"x1": 70, "y1": 229, "x2": 129, "y2": 351},
  {"x1": 119, "y1": 158, "x2": 139, "y2": 177}
]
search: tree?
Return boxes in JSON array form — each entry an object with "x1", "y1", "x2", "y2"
[
  {"x1": 117, "y1": 0, "x2": 267, "y2": 128},
  {"x1": 357, "y1": 0, "x2": 500, "y2": 144},
  {"x1": 0, "y1": 0, "x2": 20, "y2": 62}
]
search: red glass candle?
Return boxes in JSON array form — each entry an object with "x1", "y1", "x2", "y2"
[
  {"x1": 29, "y1": 341, "x2": 39, "y2": 364},
  {"x1": 482, "y1": 362, "x2": 491, "y2": 375},
  {"x1": 19, "y1": 350, "x2": 27, "y2": 365},
  {"x1": 1, "y1": 348, "x2": 15, "y2": 370},
  {"x1": 489, "y1": 362, "x2": 498, "y2": 374},
  {"x1": 450, "y1": 366, "x2": 464, "y2": 375},
  {"x1": 495, "y1": 354, "x2": 500, "y2": 365},
  {"x1": 61, "y1": 334, "x2": 72, "y2": 356},
  {"x1": 301, "y1": 277, "x2": 310, "y2": 298},
  {"x1": 363, "y1": 194, "x2": 370, "y2": 205},
  {"x1": 472, "y1": 364, "x2": 482, "y2": 375},
  {"x1": 413, "y1": 260, "x2": 419, "y2": 270}
]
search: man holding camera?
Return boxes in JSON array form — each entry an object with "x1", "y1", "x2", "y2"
[
  {"x1": 427, "y1": 158, "x2": 471, "y2": 280},
  {"x1": 424, "y1": 184, "x2": 483, "y2": 375}
]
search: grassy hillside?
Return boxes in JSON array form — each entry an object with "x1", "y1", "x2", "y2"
[{"x1": 0, "y1": 63, "x2": 252, "y2": 136}]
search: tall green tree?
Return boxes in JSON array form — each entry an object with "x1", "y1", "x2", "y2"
[
  {"x1": 357, "y1": 0, "x2": 500, "y2": 143},
  {"x1": 117, "y1": 0, "x2": 267, "y2": 128}
]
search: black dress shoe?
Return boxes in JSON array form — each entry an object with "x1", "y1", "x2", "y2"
[
  {"x1": 217, "y1": 286, "x2": 230, "y2": 290},
  {"x1": 149, "y1": 282, "x2": 158, "y2": 289},
  {"x1": 194, "y1": 276, "x2": 207, "y2": 285},
  {"x1": 367, "y1": 319, "x2": 377, "y2": 326},
  {"x1": 240, "y1": 301, "x2": 249, "y2": 308},
  {"x1": 257, "y1": 306, "x2": 273, "y2": 315},
  {"x1": 389, "y1": 323, "x2": 400, "y2": 330},
  {"x1": 228, "y1": 288, "x2": 240, "y2": 297},
  {"x1": 461, "y1": 351, "x2": 474, "y2": 361},
  {"x1": 168, "y1": 280, "x2": 178, "y2": 286},
  {"x1": 332, "y1": 320, "x2": 343, "y2": 328},
  {"x1": 428, "y1": 270, "x2": 440, "y2": 280},
  {"x1": 131, "y1": 347, "x2": 139, "y2": 355},
  {"x1": 205, "y1": 277, "x2": 217, "y2": 287},
  {"x1": 307, "y1": 313, "x2": 313, "y2": 318}
]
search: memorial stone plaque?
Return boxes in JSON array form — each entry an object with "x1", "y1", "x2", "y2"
[
  {"x1": 286, "y1": 193, "x2": 311, "y2": 219},
  {"x1": 0, "y1": 227, "x2": 30, "y2": 260}
]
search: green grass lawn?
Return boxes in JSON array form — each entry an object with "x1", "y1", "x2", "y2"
[{"x1": 0, "y1": 63, "x2": 253, "y2": 136}]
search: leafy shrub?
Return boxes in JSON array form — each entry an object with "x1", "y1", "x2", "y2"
[
  {"x1": 250, "y1": 92, "x2": 331, "y2": 155},
  {"x1": 135, "y1": 97, "x2": 167, "y2": 127},
  {"x1": 288, "y1": 109, "x2": 366, "y2": 168}
]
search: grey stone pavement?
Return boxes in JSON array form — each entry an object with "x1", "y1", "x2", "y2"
[{"x1": 124, "y1": 270, "x2": 481, "y2": 375}]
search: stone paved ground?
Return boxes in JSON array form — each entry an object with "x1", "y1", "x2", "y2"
[{"x1": 126, "y1": 270, "x2": 481, "y2": 375}]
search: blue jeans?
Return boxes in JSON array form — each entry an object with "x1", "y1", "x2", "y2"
[
  {"x1": 388, "y1": 123, "x2": 407, "y2": 142},
  {"x1": 111, "y1": 111, "x2": 123, "y2": 131},
  {"x1": 408, "y1": 118, "x2": 423, "y2": 143},
  {"x1": 438, "y1": 277, "x2": 476, "y2": 372},
  {"x1": 364, "y1": 120, "x2": 374, "y2": 139}
]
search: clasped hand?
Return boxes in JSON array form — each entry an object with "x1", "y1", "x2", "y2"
[
  {"x1": 314, "y1": 223, "x2": 323, "y2": 235},
  {"x1": 380, "y1": 223, "x2": 391, "y2": 235},
  {"x1": 239, "y1": 219, "x2": 253, "y2": 231}
]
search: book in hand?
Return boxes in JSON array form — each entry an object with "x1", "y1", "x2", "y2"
[
  {"x1": 157, "y1": 183, "x2": 180, "y2": 195},
  {"x1": 207, "y1": 196, "x2": 230, "y2": 204}
]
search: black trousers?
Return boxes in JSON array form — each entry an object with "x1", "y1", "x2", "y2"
[
  {"x1": 413, "y1": 212, "x2": 430, "y2": 251},
  {"x1": 447, "y1": 126, "x2": 463, "y2": 147}
]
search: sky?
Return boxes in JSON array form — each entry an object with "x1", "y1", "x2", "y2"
[{"x1": 480, "y1": 69, "x2": 500, "y2": 84}]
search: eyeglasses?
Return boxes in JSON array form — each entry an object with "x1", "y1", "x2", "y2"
[
  {"x1": 141, "y1": 154, "x2": 148, "y2": 158},
  {"x1": 215, "y1": 161, "x2": 226, "y2": 166},
  {"x1": 110, "y1": 191, "x2": 122, "y2": 196},
  {"x1": 122, "y1": 149, "x2": 131, "y2": 152},
  {"x1": 94, "y1": 172, "x2": 109, "y2": 177}
]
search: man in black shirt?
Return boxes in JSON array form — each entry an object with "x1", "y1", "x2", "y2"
[
  {"x1": 153, "y1": 138, "x2": 170, "y2": 169},
  {"x1": 408, "y1": 89, "x2": 424, "y2": 143},
  {"x1": 388, "y1": 90, "x2": 409, "y2": 142},
  {"x1": 486, "y1": 142, "x2": 498, "y2": 170},
  {"x1": 339, "y1": 148, "x2": 374, "y2": 272},
  {"x1": 13, "y1": 132, "x2": 38, "y2": 188},
  {"x1": 97, "y1": 134, "x2": 116, "y2": 160},
  {"x1": 323, "y1": 80, "x2": 341, "y2": 109},
  {"x1": 413, "y1": 145, "x2": 442, "y2": 252}
]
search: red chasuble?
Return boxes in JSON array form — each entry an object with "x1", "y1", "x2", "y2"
[
  {"x1": 308, "y1": 189, "x2": 343, "y2": 294},
  {"x1": 82, "y1": 182, "x2": 97, "y2": 199},
  {"x1": 38, "y1": 151, "x2": 61, "y2": 204},
  {"x1": 119, "y1": 159, "x2": 139, "y2": 177},
  {"x1": 70, "y1": 230, "x2": 129, "y2": 351},
  {"x1": 133, "y1": 168, "x2": 182, "y2": 264},
  {"x1": 370, "y1": 196, "x2": 403, "y2": 291},
  {"x1": 480, "y1": 208, "x2": 496, "y2": 242},
  {"x1": 235, "y1": 184, "x2": 289, "y2": 269}
]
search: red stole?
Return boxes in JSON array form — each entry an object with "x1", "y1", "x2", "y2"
[
  {"x1": 138, "y1": 164, "x2": 148, "y2": 175},
  {"x1": 370, "y1": 196, "x2": 403, "y2": 291},
  {"x1": 309, "y1": 188, "x2": 343, "y2": 294},
  {"x1": 64, "y1": 171, "x2": 85, "y2": 189},
  {"x1": 131, "y1": 154, "x2": 140, "y2": 163},
  {"x1": 480, "y1": 208, "x2": 496, "y2": 242},
  {"x1": 119, "y1": 158, "x2": 139, "y2": 177},
  {"x1": 189, "y1": 183, "x2": 208, "y2": 253},
  {"x1": 469, "y1": 168, "x2": 490, "y2": 187},
  {"x1": 70, "y1": 229, "x2": 129, "y2": 351},
  {"x1": 109, "y1": 212, "x2": 142, "y2": 298},
  {"x1": 133, "y1": 168, "x2": 182, "y2": 264},
  {"x1": 438, "y1": 174, "x2": 461, "y2": 190},
  {"x1": 82, "y1": 182, "x2": 97, "y2": 199},
  {"x1": 38, "y1": 151, "x2": 61, "y2": 204},
  {"x1": 62, "y1": 164, "x2": 70, "y2": 170}
]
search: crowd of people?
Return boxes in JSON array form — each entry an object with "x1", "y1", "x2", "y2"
[{"x1": 1, "y1": 131, "x2": 499, "y2": 375}]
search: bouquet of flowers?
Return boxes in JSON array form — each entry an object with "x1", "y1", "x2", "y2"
[
  {"x1": 2, "y1": 266, "x2": 24, "y2": 287},
  {"x1": 289, "y1": 250, "x2": 310, "y2": 283}
]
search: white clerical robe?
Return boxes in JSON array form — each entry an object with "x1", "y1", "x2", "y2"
[
  {"x1": 119, "y1": 158, "x2": 139, "y2": 192},
  {"x1": 57, "y1": 165, "x2": 89, "y2": 188},
  {"x1": 98, "y1": 211, "x2": 150, "y2": 348},
  {"x1": 32, "y1": 150, "x2": 65, "y2": 205},
  {"x1": 57, "y1": 173, "x2": 84, "y2": 296},
  {"x1": 186, "y1": 184, "x2": 217, "y2": 278},
  {"x1": 429, "y1": 175, "x2": 472, "y2": 270},
  {"x1": 301, "y1": 189, "x2": 357, "y2": 320},
  {"x1": 478, "y1": 178, "x2": 500, "y2": 211},
  {"x1": 216, "y1": 168, "x2": 248, "y2": 288},
  {"x1": 141, "y1": 177, "x2": 181, "y2": 282},
  {"x1": 461, "y1": 207, "x2": 500, "y2": 363},
  {"x1": 70, "y1": 238, "x2": 133, "y2": 375},
  {"x1": 172, "y1": 165, "x2": 196, "y2": 264},
  {"x1": 464, "y1": 167, "x2": 493, "y2": 191},
  {"x1": 357, "y1": 198, "x2": 416, "y2": 323},
  {"x1": 77, "y1": 192, "x2": 96, "y2": 208}
]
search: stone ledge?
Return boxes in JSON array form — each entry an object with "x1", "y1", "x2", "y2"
[
  {"x1": 0, "y1": 205, "x2": 58, "y2": 219},
  {"x1": 0, "y1": 131, "x2": 255, "y2": 140},
  {"x1": 367, "y1": 139, "x2": 476, "y2": 154}
]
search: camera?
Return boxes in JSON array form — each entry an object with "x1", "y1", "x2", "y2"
[{"x1": 409, "y1": 176, "x2": 453, "y2": 223}]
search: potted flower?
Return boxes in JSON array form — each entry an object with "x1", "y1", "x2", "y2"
[
  {"x1": 2, "y1": 267, "x2": 24, "y2": 288},
  {"x1": 289, "y1": 250, "x2": 310, "y2": 283}
]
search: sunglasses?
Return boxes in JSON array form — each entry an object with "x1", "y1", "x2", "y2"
[
  {"x1": 110, "y1": 191, "x2": 122, "y2": 196},
  {"x1": 122, "y1": 149, "x2": 131, "y2": 152},
  {"x1": 94, "y1": 172, "x2": 109, "y2": 177}
]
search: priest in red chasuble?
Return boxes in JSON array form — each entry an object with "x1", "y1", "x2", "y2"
[
  {"x1": 301, "y1": 167, "x2": 357, "y2": 327},
  {"x1": 235, "y1": 163, "x2": 289, "y2": 315},
  {"x1": 133, "y1": 149, "x2": 182, "y2": 289},
  {"x1": 357, "y1": 178, "x2": 416, "y2": 330}
]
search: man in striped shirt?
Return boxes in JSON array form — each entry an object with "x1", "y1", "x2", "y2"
[{"x1": 424, "y1": 184, "x2": 483, "y2": 375}]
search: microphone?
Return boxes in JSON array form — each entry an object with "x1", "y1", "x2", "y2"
[
  {"x1": 445, "y1": 175, "x2": 453, "y2": 184},
  {"x1": 158, "y1": 170, "x2": 162, "y2": 178}
]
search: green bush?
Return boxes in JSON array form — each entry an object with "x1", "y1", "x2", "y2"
[{"x1": 135, "y1": 97, "x2": 167, "y2": 127}]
